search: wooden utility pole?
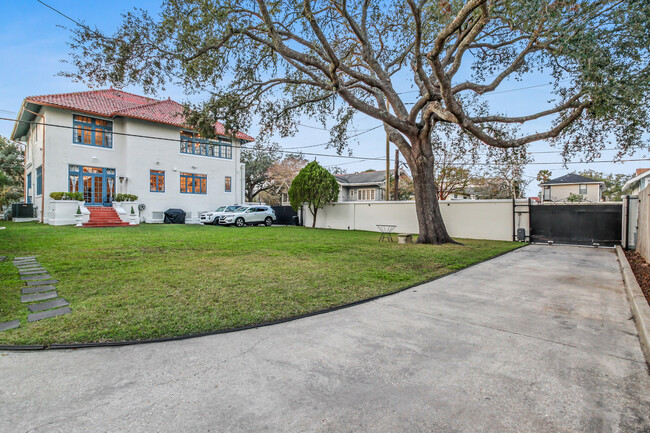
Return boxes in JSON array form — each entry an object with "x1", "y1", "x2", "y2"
[
  {"x1": 385, "y1": 99, "x2": 390, "y2": 201},
  {"x1": 394, "y1": 149, "x2": 399, "y2": 200}
]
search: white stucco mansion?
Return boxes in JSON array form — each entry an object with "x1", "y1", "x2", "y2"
[{"x1": 11, "y1": 89, "x2": 252, "y2": 224}]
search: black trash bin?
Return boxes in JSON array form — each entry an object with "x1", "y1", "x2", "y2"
[
  {"x1": 292, "y1": 215, "x2": 300, "y2": 226},
  {"x1": 164, "y1": 208, "x2": 186, "y2": 224}
]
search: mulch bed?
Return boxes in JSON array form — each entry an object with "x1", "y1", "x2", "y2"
[{"x1": 624, "y1": 250, "x2": 650, "y2": 307}]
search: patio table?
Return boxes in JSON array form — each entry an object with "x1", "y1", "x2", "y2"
[{"x1": 376, "y1": 224, "x2": 397, "y2": 242}]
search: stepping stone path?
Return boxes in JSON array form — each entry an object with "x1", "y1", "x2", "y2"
[{"x1": 0, "y1": 256, "x2": 73, "y2": 331}]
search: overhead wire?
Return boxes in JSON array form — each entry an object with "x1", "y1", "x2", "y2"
[{"x1": 2, "y1": 117, "x2": 647, "y2": 167}]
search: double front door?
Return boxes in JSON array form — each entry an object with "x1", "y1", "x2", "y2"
[{"x1": 69, "y1": 165, "x2": 116, "y2": 206}]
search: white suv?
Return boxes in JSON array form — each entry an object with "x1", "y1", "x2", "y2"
[
  {"x1": 200, "y1": 205, "x2": 243, "y2": 225},
  {"x1": 219, "y1": 206, "x2": 276, "y2": 227}
]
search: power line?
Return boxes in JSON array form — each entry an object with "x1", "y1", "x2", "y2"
[
  {"x1": 35, "y1": 0, "x2": 84, "y2": 27},
  {"x1": 282, "y1": 124, "x2": 383, "y2": 150},
  {"x1": 3, "y1": 117, "x2": 647, "y2": 166}
]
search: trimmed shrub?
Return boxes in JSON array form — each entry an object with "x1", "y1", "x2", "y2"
[{"x1": 115, "y1": 193, "x2": 138, "y2": 202}]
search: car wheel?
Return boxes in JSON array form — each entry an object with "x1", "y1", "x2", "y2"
[
  {"x1": 264, "y1": 217, "x2": 273, "y2": 226},
  {"x1": 235, "y1": 217, "x2": 245, "y2": 227},
  {"x1": 212, "y1": 218, "x2": 219, "y2": 226}
]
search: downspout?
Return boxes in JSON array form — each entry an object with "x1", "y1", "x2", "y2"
[{"x1": 41, "y1": 117, "x2": 45, "y2": 223}]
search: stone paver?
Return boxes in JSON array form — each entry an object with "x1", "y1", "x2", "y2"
[
  {"x1": 19, "y1": 269, "x2": 48, "y2": 275},
  {"x1": 20, "y1": 291, "x2": 57, "y2": 303},
  {"x1": 21, "y1": 285, "x2": 57, "y2": 294},
  {"x1": 1, "y1": 246, "x2": 648, "y2": 433},
  {"x1": 0, "y1": 320, "x2": 19, "y2": 332},
  {"x1": 14, "y1": 256, "x2": 36, "y2": 260},
  {"x1": 25, "y1": 279, "x2": 58, "y2": 286},
  {"x1": 27, "y1": 298, "x2": 69, "y2": 313},
  {"x1": 20, "y1": 274, "x2": 52, "y2": 281},
  {"x1": 15, "y1": 263, "x2": 39, "y2": 268},
  {"x1": 27, "y1": 307, "x2": 72, "y2": 322}
]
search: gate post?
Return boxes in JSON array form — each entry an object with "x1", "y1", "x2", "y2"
[{"x1": 512, "y1": 197, "x2": 517, "y2": 242}]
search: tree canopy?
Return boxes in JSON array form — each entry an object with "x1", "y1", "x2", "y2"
[
  {"x1": 66, "y1": 0, "x2": 650, "y2": 243},
  {"x1": 0, "y1": 136, "x2": 24, "y2": 208},
  {"x1": 241, "y1": 141, "x2": 281, "y2": 202},
  {"x1": 288, "y1": 161, "x2": 339, "y2": 226}
]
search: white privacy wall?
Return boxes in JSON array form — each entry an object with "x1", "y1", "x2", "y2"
[{"x1": 302, "y1": 200, "x2": 530, "y2": 241}]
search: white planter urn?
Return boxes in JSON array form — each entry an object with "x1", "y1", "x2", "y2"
[
  {"x1": 74, "y1": 213, "x2": 83, "y2": 227},
  {"x1": 129, "y1": 213, "x2": 139, "y2": 225}
]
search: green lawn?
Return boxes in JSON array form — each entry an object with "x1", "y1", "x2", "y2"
[{"x1": 0, "y1": 222, "x2": 522, "y2": 345}]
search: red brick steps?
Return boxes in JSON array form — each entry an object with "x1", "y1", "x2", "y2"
[{"x1": 82, "y1": 207, "x2": 130, "y2": 228}]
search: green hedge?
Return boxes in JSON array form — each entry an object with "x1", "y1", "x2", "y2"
[
  {"x1": 49, "y1": 192, "x2": 83, "y2": 201},
  {"x1": 115, "y1": 193, "x2": 138, "y2": 202}
]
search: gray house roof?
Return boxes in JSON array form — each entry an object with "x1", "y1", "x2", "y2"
[
  {"x1": 540, "y1": 173, "x2": 603, "y2": 186},
  {"x1": 335, "y1": 170, "x2": 391, "y2": 186}
]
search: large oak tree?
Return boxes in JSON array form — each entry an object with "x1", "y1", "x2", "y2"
[{"x1": 67, "y1": 0, "x2": 650, "y2": 243}]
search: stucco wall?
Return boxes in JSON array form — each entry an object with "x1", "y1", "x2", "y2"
[
  {"x1": 636, "y1": 185, "x2": 650, "y2": 261},
  {"x1": 545, "y1": 184, "x2": 601, "y2": 202},
  {"x1": 303, "y1": 200, "x2": 530, "y2": 241},
  {"x1": 32, "y1": 106, "x2": 245, "y2": 224}
]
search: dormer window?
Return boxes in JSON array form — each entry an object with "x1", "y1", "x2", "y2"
[{"x1": 73, "y1": 115, "x2": 113, "y2": 148}]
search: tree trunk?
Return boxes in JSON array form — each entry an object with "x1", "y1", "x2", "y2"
[
  {"x1": 311, "y1": 206, "x2": 317, "y2": 228},
  {"x1": 408, "y1": 137, "x2": 457, "y2": 245}
]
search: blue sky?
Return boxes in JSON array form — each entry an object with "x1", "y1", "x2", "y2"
[{"x1": 1, "y1": 0, "x2": 648, "y2": 197}]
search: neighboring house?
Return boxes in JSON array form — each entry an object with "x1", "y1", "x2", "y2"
[
  {"x1": 258, "y1": 180, "x2": 291, "y2": 206},
  {"x1": 539, "y1": 173, "x2": 604, "y2": 202},
  {"x1": 335, "y1": 170, "x2": 390, "y2": 202},
  {"x1": 11, "y1": 89, "x2": 253, "y2": 224},
  {"x1": 622, "y1": 168, "x2": 650, "y2": 195}
]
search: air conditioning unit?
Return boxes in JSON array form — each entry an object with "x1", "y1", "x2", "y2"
[{"x1": 12, "y1": 203, "x2": 34, "y2": 218}]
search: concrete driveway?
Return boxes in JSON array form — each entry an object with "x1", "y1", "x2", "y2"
[{"x1": 1, "y1": 245, "x2": 649, "y2": 432}]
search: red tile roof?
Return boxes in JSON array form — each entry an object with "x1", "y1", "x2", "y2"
[{"x1": 25, "y1": 89, "x2": 254, "y2": 141}]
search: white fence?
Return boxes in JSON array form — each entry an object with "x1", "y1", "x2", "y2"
[{"x1": 302, "y1": 200, "x2": 530, "y2": 242}]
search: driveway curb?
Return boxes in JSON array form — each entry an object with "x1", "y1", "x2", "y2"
[{"x1": 616, "y1": 245, "x2": 650, "y2": 369}]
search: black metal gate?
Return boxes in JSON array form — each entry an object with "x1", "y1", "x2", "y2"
[
  {"x1": 529, "y1": 204, "x2": 622, "y2": 246},
  {"x1": 271, "y1": 206, "x2": 298, "y2": 225}
]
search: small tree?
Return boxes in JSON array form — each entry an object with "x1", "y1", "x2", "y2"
[
  {"x1": 566, "y1": 193, "x2": 583, "y2": 203},
  {"x1": 289, "y1": 161, "x2": 339, "y2": 228},
  {"x1": 536, "y1": 170, "x2": 552, "y2": 184}
]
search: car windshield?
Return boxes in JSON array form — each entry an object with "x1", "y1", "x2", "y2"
[
  {"x1": 215, "y1": 206, "x2": 226, "y2": 212},
  {"x1": 234, "y1": 207, "x2": 249, "y2": 212},
  {"x1": 227, "y1": 206, "x2": 242, "y2": 211}
]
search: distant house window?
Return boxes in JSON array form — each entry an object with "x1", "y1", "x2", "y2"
[
  {"x1": 73, "y1": 115, "x2": 113, "y2": 148},
  {"x1": 579, "y1": 184, "x2": 587, "y2": 194},
  {"x1": 543, "y1": 186, "x2": 551, "y2": 200},
  {"x1": 36, "y1": 166, "x2": 42, "y2": 196},
  {"x1": 180, "y1": 131, "x2": 232, "y2": 159},
  {"x1": 349, "y1": 189, "x2": 354, "y2": 197},
  {"x1": 180, "y1": 172, "x2": 207, "y2": 194},
  {"x1": 150, "y1": 170, "x2": 165, "y2": 192},
  {"x1": 358, "y1": 188, "x2": 375, "y2": 201},
  {"x1": 225, "y1": 176, "x2": 232, "y2": 192}
]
